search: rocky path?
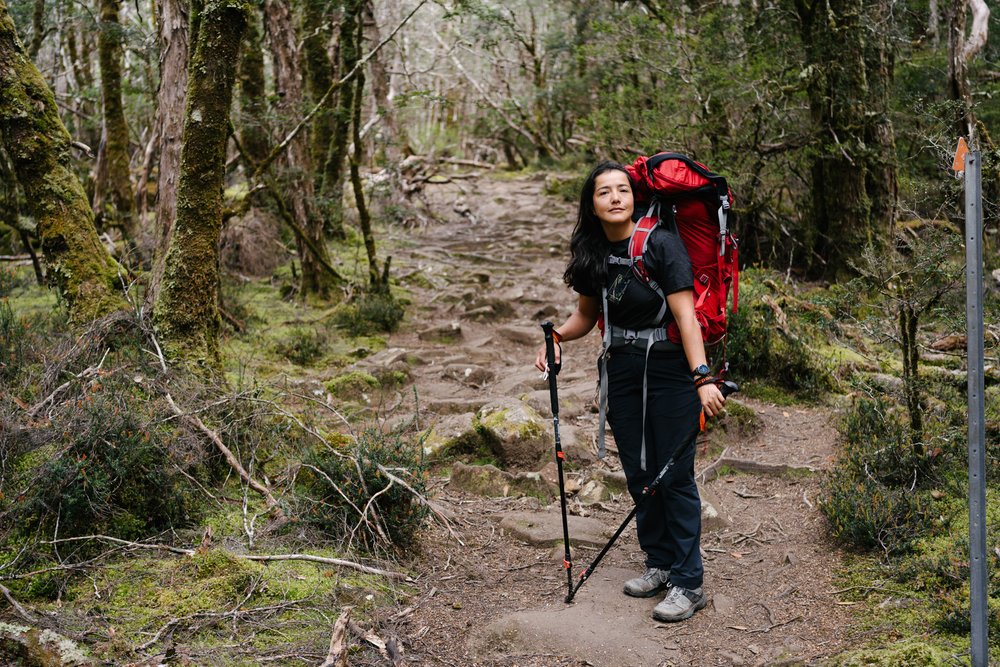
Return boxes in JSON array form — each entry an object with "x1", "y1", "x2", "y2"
[{"x1": 358, "y1": 173, "x2": 855, "y2": 666}]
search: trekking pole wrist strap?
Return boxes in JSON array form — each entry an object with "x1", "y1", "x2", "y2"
[
  {"x1": 552, "y1": 329, "x2": 564, "y2": 344},
  {"x1": 694, "y1": 375, "x2": 716, "y2": 389}
]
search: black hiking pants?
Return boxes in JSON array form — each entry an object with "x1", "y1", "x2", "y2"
[{"x1": 605, "y1": 348, "x2": 703, "y2": 590}]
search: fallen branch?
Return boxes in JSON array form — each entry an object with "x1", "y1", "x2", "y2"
[
  {"x1": 0, "y1": 582, "x2": 36, "y2": 622},
  {"x1": 240, "y1": 553, "x2": 410, "y2": 581},
  {"x1": 42, "y1": 534, "x2": 195, "y2": 556},
  {"x1": 319, "y1": 607, "x2": 352, "y2": 667},
  {"x1": 165, "y1": 393, "x2": 284, "y2": 518}
]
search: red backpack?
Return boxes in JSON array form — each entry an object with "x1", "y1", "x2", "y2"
[{"x1": 624, "y1": 152, "x2": 739, "y2": 348}]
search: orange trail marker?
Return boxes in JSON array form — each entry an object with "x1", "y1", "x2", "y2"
[{"x1": 953, "y1": 137, "x2": 969, "y2": 172}]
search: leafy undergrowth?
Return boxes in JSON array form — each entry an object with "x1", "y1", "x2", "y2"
[
  {"x1": 715, "y1": 262, "x2": 1000, "y2": 664},
  {"x1": 1, "y1": 262, "x2": 425, "y2": 665}
]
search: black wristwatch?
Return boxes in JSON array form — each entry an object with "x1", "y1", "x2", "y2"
[{"x1": 691, "y1": 364, "x2": 711, "y2": 379}]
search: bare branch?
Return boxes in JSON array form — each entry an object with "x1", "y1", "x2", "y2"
[
  {"x1": 319, "y1": 607, "x2": 352, "y2": 667},
  {"x1": 0, "y1": 582, "x2": 36, "y2": 622},
  {"x1": 963, "y1": 0, "x2": 990, "y2": 62},
  {"x1": 165, "y1": 393, "x2": 284, "y2": 517},
  {"x1": 240, "y1": 553, "x2": 410, "y2": 580}
]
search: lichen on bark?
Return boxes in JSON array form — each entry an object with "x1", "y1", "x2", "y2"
[
  {"x1": 0, "y1": 0, "x2": 126, "y2": 323},
  {"x1": 152, "y1": 0, "x2": 250, "y2": 372}
]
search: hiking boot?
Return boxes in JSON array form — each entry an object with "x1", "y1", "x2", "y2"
[
  {"x1": 623, "y1": 567, "x2": 671, "y2": 598},
  {"x1": 652, "y1": 586, "x2": 707, "y2": 622}
]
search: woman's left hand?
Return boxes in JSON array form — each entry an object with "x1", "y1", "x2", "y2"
[{"x1": 697, "y1": 382, "x2": 726, "y2": 418}]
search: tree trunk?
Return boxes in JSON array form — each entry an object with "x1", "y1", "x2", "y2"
[
  {"x1": 303, "y1": 0, "x2": 337, "y2": 186},
  {"x1": 237, "y1": 8, "x2": 268, "y2": 165},
  {"x1": 797, "y1": 0, "x2": 875, "y2": 278},
  {"x1": 863, "y1": 0, "x2": 898, "y2": 240},
  {"x1": 92, "y1": 0, "x2": 137, "y2": 241},
  {"x1": 349, "y1": 62, "x2": 380, "y2": 288},
  {"x1": 947, "y1": 0, "x2": 989, "y2": 144},
  {"x1": 152, "y1": 0, "x2": 248, "y2": 372},
  {"x1": 263, "y1": 0, "x2": 335, "y2": 298},
  {"x1": 27, "y1": 0, "x2": 44, "y2": 59},
  {"x1": 146, "y1": 0, "x2": 189, "y2": 308},
  {"x1": 320, "y1": 0, "x2": 363, "y2": 240},
  {"x1": 0, "y1": 0, "x2": 126, "y2": 322},
  {"x1": 364, "y1": 0, "x2": 407, "y2": 162}
]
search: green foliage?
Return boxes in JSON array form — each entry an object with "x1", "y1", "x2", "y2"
[
  {"x1": 333, "y1": 289, "x2": 404, "y2": 337},
  {"x1": 6, "y1": 372, "x2": 193, "y2": 542},
  {"x1": 820, "y1": 392, "x2": 957, "y2": 555},
  {"x1": 274, "y1": 325, "x2": 328, "y2": 366},
  {"x1": 300, "y1": 427, "x2": 428, "y2": 550},
  {"x1": 725, "y1": 269, "x2": 836, "y2": 399}
]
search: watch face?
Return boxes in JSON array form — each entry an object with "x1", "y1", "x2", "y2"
[{"x1": 693, "y1": 365, "x2": 710, "y2": 376}]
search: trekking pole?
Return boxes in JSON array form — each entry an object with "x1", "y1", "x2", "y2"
[
  {"x1": 565, "y1": 379, "x2": 739, "y2": 604},
  {"x1": 541, "y1": 321, "x2": 574, "y2": 599}
]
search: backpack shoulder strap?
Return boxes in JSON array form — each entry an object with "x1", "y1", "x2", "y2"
[{"x1": 627, "y1": 201, "x2": 668, "y2": 325}]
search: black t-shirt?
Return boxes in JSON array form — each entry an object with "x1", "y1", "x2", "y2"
[{"x1": 577, "y1": 226, "x2": 693, "y2": 330}]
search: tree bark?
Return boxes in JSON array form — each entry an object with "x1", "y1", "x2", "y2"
[
  {"x1": 237, "y1": 8, "x2": 268, "y2": 165},
  {"x1": 320, "y1": 0, "x2": 363, "y2": 240},
  {"x1": 146, "y1": 0, "x2": 189, "y2": 308},
  {"x1": 303, "y1": 0, "x2": 337, "y2": 185},
  {"x1": 263, "y1": 0, "x2": 336, "y2": 298},
  {"x1": 796, "y1": 0, "x2": 896, "y2": 278},
  {"x1": 152, "y1": 0, "x2": 248, "y2": 371},
  {"x1": 0, "y1": 0, "x2": 126, "y2": 322},
  {"x1": 27, "y1": 0, "x2": 44, "y2": 59},
  {"x1": 349, "y1": 63, "x2": 380, "y2": 288},
  {"x1": 92, "y1": 0, "x2": 137, "y2": 241}
]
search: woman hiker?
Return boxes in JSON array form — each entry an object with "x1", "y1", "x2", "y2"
[{"x1": 534, "y1": 160, "x2": 726, "y2": 622}]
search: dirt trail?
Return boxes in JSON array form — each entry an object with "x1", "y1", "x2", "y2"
[{"x1": 367, "y1": 173, "x2": 855, "y2": 666}]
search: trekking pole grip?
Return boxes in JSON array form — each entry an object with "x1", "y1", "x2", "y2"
[{"x1": 540, "y1": 321, "x2": 561, "y2": 376}]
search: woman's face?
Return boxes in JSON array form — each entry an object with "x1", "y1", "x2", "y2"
[{"x1": 592, "y1": 170, "x2": 634, "y2": 229}]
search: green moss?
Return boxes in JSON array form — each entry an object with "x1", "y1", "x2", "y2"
[
  {"x1": 829, "y1": 639, "x2": 954, "y2": 666},
  {"x1": 325, "y1": 370, "x2": 379, "y2": 400}
]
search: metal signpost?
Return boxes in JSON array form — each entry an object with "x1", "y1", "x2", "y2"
[{"x1": 962, "y1": 146, "x2": 988, "y2": 667}]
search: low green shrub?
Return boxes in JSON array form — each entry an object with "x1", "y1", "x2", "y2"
[
  {"x1": 274, "y1": 326, "x2": 328, "y2": 366},
  {"x1": 724, "y1": 269, "x2": 835, "y2": 399},
  {"x1": 333, "y1": 290, "x2": 405, "y2": 337},
  {"x1": 299, "y1": 426, "x2": 428, "y2": 550},
  {"x1": 5, "y1": 372, "x2": 194, "y2": 542}
]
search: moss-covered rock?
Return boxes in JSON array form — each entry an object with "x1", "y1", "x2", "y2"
[
  {"x1": 325, "y1": 370, "x2": 379, "y2": 401},
  {"x1": 475, "y1": 398, "x2": 552, "y2": 468}
]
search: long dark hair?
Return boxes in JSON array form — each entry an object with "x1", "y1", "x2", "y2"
[{"x1": 563, "y1": 161, "x2": 632, "y2": 294}]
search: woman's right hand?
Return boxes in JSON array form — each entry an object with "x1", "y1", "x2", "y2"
[{"x1": 534, "y1": 343, "x2": 561, "y2": 373}]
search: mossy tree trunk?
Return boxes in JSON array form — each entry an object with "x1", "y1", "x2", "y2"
[
  {"x1": 237, "y1": 8, "x2": 269, "y2": 165},
  {"x1": 0, "y1": 0, "x2": 126, "y2": 322},
  {"x1": 303, "y1": 0, "x2": 337, "y2": 186},
  {"x1": 152, "y1": 0, "x2": 248, "y2": 372},
  {"x1": 92, "y1": 0, "x2": 137, "y2": 241},
  {"x1": 320, "y1": 0, "x2": 363, "y2": 240},
  {"x1": 349, "y1": 64, "x2": 383, "y2": 289},
  {"x1": 263, "y1": 0, "x2": 336, "y2": 299},
  {"x1": 146, "y1": 0, "x2": 190, "y2": 308},
  {"x1": 796, "y1": 0, "x2": 896, "y2": 279}
]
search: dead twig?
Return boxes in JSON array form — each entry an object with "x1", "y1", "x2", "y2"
[
  {"x1": 319, "y1": 607, "x2": 352, "y2": 667},
  {"x1": 165, "y1": 393, "x2": 284, "y2": 518},
  {"x1": 42, "y1": 534, "x2": 195, "y2": 556},
  {"x1": 0, "y1": 582, "x2": 36, "y2": 622},
  {"x1": 240, "y1": 553, "x2": 411, "y2": 581}
]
